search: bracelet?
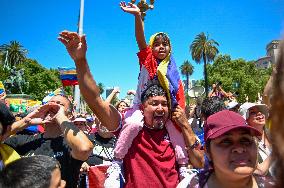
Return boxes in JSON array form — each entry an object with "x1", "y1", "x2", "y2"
[{"x1": 186, "y1": 139, "x2": 200, "y2": 150}]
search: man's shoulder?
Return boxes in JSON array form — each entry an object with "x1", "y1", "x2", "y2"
[{"x1": 5, "y1": 133, "x2": 42, "y2": 146}]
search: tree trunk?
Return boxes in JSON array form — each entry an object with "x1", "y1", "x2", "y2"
[
  {"x1": 186, "y1": 74, "x2": 189, "y2": 105},
  {"x1": 203, "y1": 53, "x2": 209, "y2": 97}
]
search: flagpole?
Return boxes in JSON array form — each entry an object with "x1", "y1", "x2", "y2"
[
  {"x1": 78, "y1": 0, "x2": 84, "y2": 36},
  {"x1": 74, "y1": 0, "x2": 85, "y2": 113}
]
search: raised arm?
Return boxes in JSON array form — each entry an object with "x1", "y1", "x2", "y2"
[
  {"x1": 105, "y1": 87, "x2": 120, "y2": 104},
  {"x1": 172, "y1": 105, "x2": 205, "y2": 168},
  {"x1": 52, "y1": 104, "x2": 93, "y2": 161},
  {"x1": 120, "y1": 2, "x2": 147, "y2": 50},
  {"x1": 208, "y1": 84, "x2": 216, "y2": 98},
  {"x1": 218, "y1": 86, "x2": 230, "y2": 98},
  {"x1": 3, "y1": 105, "x2": 59, "y2": 139},
  {"x1": 58, "y1": 31, "x2": 120, "y2": 131}
]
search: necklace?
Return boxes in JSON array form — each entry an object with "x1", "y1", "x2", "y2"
[{"x1": 144, "y1": 123, "x2": 164, "y2": 130}]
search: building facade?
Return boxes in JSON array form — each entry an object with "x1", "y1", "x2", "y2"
[
  {"x1": 182, "y1": 79, "x2": 197, "y2": 90},
  {"x1": 255, "y1": 40, "x2": 280, "y2": 69}
]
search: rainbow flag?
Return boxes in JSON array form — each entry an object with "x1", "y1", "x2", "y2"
[{"x1": 58, "y1": 67, "x2": 78, "y2": 86}]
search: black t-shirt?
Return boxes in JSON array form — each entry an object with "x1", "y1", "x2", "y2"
[
  {"x1": 5, "y1": 133, "x2": 83, "y2": 188},
  {"x1": 86, "y1": 133, "x2": 116, "y2": 165},
  {"x1": 78, "y1": 133, "x2": 116, "y2": 188}
]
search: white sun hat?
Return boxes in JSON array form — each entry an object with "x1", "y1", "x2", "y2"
[{"x1": 239, "y1": 102, "x2": 268, "y2": 119}]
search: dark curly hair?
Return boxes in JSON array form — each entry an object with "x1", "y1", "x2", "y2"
[
  {"x1": 0, "y1": 101, "x2": 15, "y2": 135},
  {"x1": 201, "y1": 96, "x2": 225, "y2": 120},
  {"x1": 141, "y1": 84, "x2": 167, "y2": 103}
]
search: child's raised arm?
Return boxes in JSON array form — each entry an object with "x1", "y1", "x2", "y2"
[{"x1": 120, "y1": 1, "x2": 147, "y2": 50}]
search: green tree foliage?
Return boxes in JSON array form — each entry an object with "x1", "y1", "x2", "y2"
[
  {"x1": 110, "y1": 95, "x2": 119, "y2": 106},
  {"x1": 0, "y1": 63, "x2": 10, "y2": 81},
  {"x1": 190, "y1": 32, "x2": 219, "y2": 96},
  {"x1": 207, "y1": 55, "x2": 272, "y2": 103},
  {"x1": 0, "y1": 41, "x2": 90, "y2": 102},
  {"x1": 0, "y1": 58, "x2": 63, "y2": 100},
  {"x1": 180, "y1": 60, "x2": 194, "y2": 105},
  {"x1": 17, "y1": 59, "x2": 63, "y2": 100},
  {"x1": 0, "y1": 41, "x2": 27, "y2": 67}
]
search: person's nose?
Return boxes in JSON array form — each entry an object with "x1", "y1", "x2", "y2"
[
  {"x1": 156, "y1": 104, "x2": 164, "y2": 111},
  {"x1": 256, "y1": 111, "x2": 263, "y2": 116},
  {"x1": 159, "y1": 44, "x2": 165, "y2": 49},
  {"x1": 232, "y1": 144, "x2": 246, "y2": 153}
]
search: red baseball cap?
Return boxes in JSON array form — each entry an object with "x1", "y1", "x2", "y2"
[{"x1": 204, "y1": 110, "x2": 262, "y2": 142}]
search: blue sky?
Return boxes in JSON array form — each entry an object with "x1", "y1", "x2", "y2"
[{"x1": 1, "y1": 0, "x2": 284, "y2": 98}]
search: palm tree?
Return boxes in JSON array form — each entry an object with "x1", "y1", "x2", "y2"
[
  {"x1": 180, "y1": 60, "x2": 194, "y2": 105},
  {"x1": 97, "y1": 82, "x2": 105, "y2": 95},
  {"x1": 0, "y1": 41, "x2": 27, "y2": 68},
  {"x1": 190, "y1": 32, "x2": 219, "y2": 96}
]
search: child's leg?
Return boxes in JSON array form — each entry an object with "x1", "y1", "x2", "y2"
[
  {"x1": 113, "y1": 105, "x2": 144, "y2": 159},
  {"x1": 166, "y1": 120, "x2": 192, "y2": 180},
  {"x1": 165, "y1": 120, "x2": 189, "y2": 165},
  {"x1": 105, "y1": 106, "x2": 144, "y2": 188}
]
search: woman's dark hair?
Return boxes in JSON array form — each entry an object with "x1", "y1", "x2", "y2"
[
  {"x1": 0, "y1": 101, "x2": 15, "y2": 135},
  {"x1": 204, "y1": 139, "x2": 214, "y2": 169}
]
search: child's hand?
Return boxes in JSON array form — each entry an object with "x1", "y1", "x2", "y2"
[
  {"x1": 120, "y1": 1, "x2": 140, "y2": 16},
  {"x1": 172, "y1": 105, "x2": 189, "y2": 129},
  {"x1": 80, "y1": 162, "x2": 90, "y2": 173}
]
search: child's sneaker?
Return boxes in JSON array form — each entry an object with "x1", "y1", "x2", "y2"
[{"x1": 104, "y1": 161, "x2": 124, "y2": 188}]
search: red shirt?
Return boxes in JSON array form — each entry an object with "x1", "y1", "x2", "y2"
[{"x1": 123, "y1": 126, "x2": 179, "y2": 188}]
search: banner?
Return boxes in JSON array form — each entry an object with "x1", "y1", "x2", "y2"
[{"x1": 7, "y1": 98, "x2": 41, "y2": 113}]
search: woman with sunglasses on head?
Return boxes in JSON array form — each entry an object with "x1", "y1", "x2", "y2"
[{"x1": 239, "y1": 103, "x2": 272, "y2": 176}]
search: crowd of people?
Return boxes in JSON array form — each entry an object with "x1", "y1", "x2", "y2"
[{"x1": 1, "y1": 2, "x2": 284, "y2": 188}]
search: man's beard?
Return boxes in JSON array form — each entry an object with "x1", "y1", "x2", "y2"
[{"x1": 156, "y1": 119, "x2": 164, "y2": 129}]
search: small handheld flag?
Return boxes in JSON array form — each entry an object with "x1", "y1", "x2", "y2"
[{"x1": 58, "y1": 67, "x2": 78, "y2": 86}]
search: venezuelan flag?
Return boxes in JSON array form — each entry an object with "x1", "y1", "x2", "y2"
[
  {"x1": 157, "y1": 56, "x2": 185, "y2": 110},
  {"x1": 58, "y1": 67, "x2": 78, "y2": 86}
]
